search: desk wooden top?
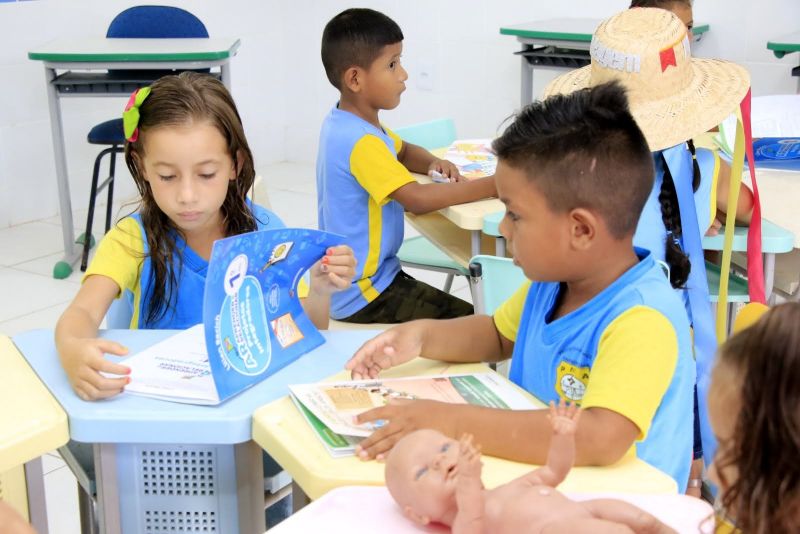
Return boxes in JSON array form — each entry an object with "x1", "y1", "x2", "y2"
[
  {"x1": 28, "y1": 37, "x2": 240, "y2": 63},
  {"x1": 252, "y1": 359, "x2": 677, "y2": 501},
  {"x1": 0, "y1": 336, "x2": 68, "y2": 472},
  {"x1": 767, "y1": 31, "x2": 800, "y2": 58},
  {"x1": 412, "y1": 172, "x2": 503, "y2": 231}
]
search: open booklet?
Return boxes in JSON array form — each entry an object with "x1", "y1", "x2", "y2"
[
  {"x1": 439, "y1": 139, "x2": 497, "y2": 180},
  {"x1": 289, "y1": 373, "x2": 537, "y2": 457},
  {"x1": 122, "y1": 227, "x2": 343, "y2": 405}
]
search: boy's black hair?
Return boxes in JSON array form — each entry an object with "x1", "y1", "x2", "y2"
[
  {"x1": 321, "y1": 8, "x2": 404, "y2": 90},
  {"x1": 492, "y1": 81, "x2": 653, "y2": 240}
]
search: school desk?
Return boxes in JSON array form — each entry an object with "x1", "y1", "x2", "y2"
[
  {"x1": 28, "y1": 37, "x2": 240, "y2": 280},
  {"x1": 251, "y1": 351, "x2": 678, "y2": 510},
  {"x1": 767, "y1": 31, "x2": 800, "y2": 91},
  {"x1": 11, "y1": 327, "x2": 370, "y2": 534},
  {"x1": 499, "y1": 18, "x2": 710, "y2": 108},
  {"x1": 0, "y1": 336, "x2": 69, "y2": 534},
  {"x1": 407, "y1": 169, "x2": 504, "y2": 268},
  {"x1": 269, "y1": 486, "x2": 713, "y2": 534}
]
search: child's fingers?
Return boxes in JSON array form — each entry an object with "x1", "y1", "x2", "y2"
[
  {"x1": 95, "y1": 339, "x2": 129, "y2": 356},
  {"x1": 94, "y1": 357, "x2": 131, "y2": 377}
]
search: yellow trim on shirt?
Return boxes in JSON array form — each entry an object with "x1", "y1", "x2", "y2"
[
  {"x1": 82, "y1": 217, "x2": 144, "y2": 328},
  {"x1": 492, "y1": 281, "x2": 532, "y2": 342},
  {"x1": 356, "y1": 196, "x2": 383, "y2": 303},
  {"x1": 580, "y1": 305, "x2": 678, "y2": 440},
  {"x1": 350, "y1": 134, "x2": 416, "y2": 205}
]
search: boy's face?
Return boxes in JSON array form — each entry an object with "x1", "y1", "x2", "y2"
[
  {"x1": 496, "y1": 161, "x2": 573, "y2": 282},
  {"x1": 360, "y1": 42, "x2": 408, "y2": 111}
]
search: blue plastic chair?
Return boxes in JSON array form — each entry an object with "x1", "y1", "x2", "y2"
[
  {"x1": 80, "y1": 6, "x2": 209, "y2": 272},
  {"x1": 395, "y1": 119, "x2": 468, "y2": 292}
]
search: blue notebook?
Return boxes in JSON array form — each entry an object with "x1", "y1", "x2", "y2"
[{"x1": 123, "y1": 228, "x2": 343, "y2": 405}]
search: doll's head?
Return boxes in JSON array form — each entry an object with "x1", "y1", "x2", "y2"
[{"x1": 385, "y1": 429, "x2": 461, "y2": 526}]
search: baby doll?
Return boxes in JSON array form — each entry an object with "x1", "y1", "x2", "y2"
[{"x1": 385, "y1": 401, "x2": 678, "y2": 534}]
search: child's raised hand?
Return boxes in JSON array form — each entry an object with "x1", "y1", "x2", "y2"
[
  {"x1": 309, "y1": 245, "x2": 356, "y2": 296},
  {"x1": 547, "y1": 399, "x2": 581, "y2": 436},
  {"x1": 59, "y1": 337, "x2": 130, "y2": 401},
  {"x1": 428, "y1": 159, "x2": 464, "y2": 183}
]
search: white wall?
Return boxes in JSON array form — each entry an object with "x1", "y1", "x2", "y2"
[{"x1": 1, "y1": 0, "x2": 798, "y2": 228}]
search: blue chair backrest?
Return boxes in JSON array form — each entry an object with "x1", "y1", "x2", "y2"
[
  {"x1": 470, "y1": 255, "x2": 527, "y2": 316},
  {"x1": 394, "y1": 119, "x2": 457, "y2": 150},
  {"x1": 107, "y1": 5, "x2": 208, "y2": 38}
]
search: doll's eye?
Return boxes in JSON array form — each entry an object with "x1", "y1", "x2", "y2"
[{"x1": 415, "y1": 466, "x2": 428, "y2": 480}]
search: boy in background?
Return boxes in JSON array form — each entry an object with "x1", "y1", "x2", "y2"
[
  {"x1": 346, "y1": 82, "x2": 696, "y2": 491},
  {"x1": 318, "y1": 8, "x2": 496, "y2": 323}
]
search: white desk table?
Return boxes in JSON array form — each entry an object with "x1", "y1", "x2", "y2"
[{"x1": 28, "y1": 37, "x2": 240, "y2": 279}]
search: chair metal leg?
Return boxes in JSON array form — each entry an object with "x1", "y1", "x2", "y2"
[
  {"x1": 81, "y1": 151, "x2": 104, "y2": 272},
  {"x1": 443, "y1": 273, "x2": 455, "y2": 293},
  {"x1": 77, "y1": 482, "x2": 98, "y2": 534},
  {"x1": 104, "y1": 147, "x2": 118, "y2": 233},
  {"x1": 81, "y1": 146, "x2": 122, "y2": 272}
]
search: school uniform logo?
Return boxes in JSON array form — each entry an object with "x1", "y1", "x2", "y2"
[{"x1": 555, "y1": 360, "x2": 590, "y2": 402}]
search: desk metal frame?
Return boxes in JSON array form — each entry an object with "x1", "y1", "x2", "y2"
[{"x1": 28, "y1": 38, "x2": 240, "y2": 278}]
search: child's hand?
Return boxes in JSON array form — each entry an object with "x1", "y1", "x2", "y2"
[
  {"x1": 309, "y1": 245, "x2": 356, "y2": 296},
  {"x1": 547, "y1": 399, "x2": 581, "y2": 436},
  {"x1": 704, "y1": 218, "x2": 722, "y2": 236},
  {"x1": 457, "y1": 433, "x2": 483, "y2": 481},
  {"x1": 428, "y1": 159, "x2": 464, "y2": 183},
  {"x1": 59, "y1": 337, "x2": 130, "y2": 401}
]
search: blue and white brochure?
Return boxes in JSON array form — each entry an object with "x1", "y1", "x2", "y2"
[{"x1": 123, "y1": 228, "x2": 342, "y2": 405}]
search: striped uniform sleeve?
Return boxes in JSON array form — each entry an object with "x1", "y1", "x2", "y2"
[
  {"x1": 82, "y1": 217, "x2": 144, "y2": 298},
  {"x1": 580, "y1": 305, "x2": 678, "y2": 440},
  {"x1": 350, "y1": 134, "x2": 416, "y2": 205},
  {"x1": 492, "y1": 281, "x2": 532, "y2": 342}
]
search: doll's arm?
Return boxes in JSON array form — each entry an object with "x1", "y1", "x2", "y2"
[
  {"x1": 521, "y1": 401, "x2": 580, "y2": 487},
  {"x1": 452, "y1": 434, "x2": 485, "y2": 534}
]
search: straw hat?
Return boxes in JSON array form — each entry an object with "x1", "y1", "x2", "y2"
[{"x1": 542, "y1": 8, "x2": 750, "y2": 151}]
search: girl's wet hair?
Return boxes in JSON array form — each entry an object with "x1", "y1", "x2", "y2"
[
  {"x1": 124, "y1": 71, "x2": 257, "y2": 326},
  {"x1": 715, "y1": 303, "x2": 800, "y2": 533}
]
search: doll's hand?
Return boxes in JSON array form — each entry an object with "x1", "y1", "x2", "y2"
[
  {"x1": 59, "y1": 337, "x2": 130, "y2": 401},
  {"x1": 457, "y1": 434, "x2": 483, "y2": 481},
  {"x1": 428, "y1": 159, "x2": 464, "y2": 183},
  {"x1": 547, "y1": 399, "x2": 581, "y2": 436},
  {"x1": 309, "y1": 245, "x2": 356, "y2": 296}
]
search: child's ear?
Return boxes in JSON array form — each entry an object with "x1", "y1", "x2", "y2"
[
  {"x1": 342, "y1": 66, "x2": 364, "y2": 93},
  {"x1": 402, "y1": 505, "x2": 430, "y2": 526},
  {"x1": 568, "y1": 208, "x2": 597, "y2": 250}
]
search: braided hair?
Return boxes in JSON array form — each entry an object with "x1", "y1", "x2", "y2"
[{"x1": 658, "y1": 140, "x2": 701, "y2": 288}]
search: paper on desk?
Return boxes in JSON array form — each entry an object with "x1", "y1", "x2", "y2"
[
  {"x1": 290, "y1": 373, "x2": 535, "y2": 438},
  {"x1": 443, "y1": 139, "x2": 497, "y2": 179},
  {"x1": 123, "y1": 324, "x2": 220, "y2": 405}
]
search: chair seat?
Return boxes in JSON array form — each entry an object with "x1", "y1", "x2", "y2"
[
  {"x1": 87, "y1": 118, "x2": 125, "y2": 145},
  {"x1": 483, "y1": 210, "x2": 504, "y2": 237},
  {"x1": 706, "y1": 261, "x2": 750, "y2": 303},
  {"x1": 398, "y1": 236, "x2": 468, "y2": 274}
]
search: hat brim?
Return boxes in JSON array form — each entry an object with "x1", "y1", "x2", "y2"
[{"x1": 541, "y1": 59, "x2": 750, "y2": 152}]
